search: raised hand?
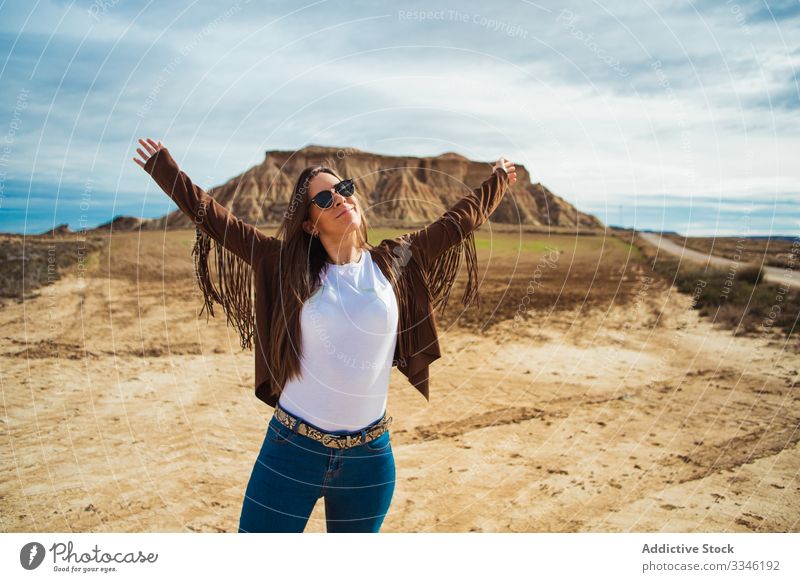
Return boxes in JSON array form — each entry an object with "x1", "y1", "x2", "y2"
[
  {"x1": 492, "y1": 157, "x2": 517, "y2": 186},
  {"x1": 133, "y1": 137, "x2": 165, "y2": 169}
]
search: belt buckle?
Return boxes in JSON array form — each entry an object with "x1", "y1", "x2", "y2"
[{"x1": 343, "y1": 434, "x2": 358, "y2": 448}]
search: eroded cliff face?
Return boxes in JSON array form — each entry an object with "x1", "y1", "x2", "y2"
[{"x1": 141, "y1": 144, "x2": 603, "y2": 231}]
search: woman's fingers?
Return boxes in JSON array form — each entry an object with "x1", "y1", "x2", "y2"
[
  {"x1": 495, "y1": 157, "x2": 515, "y2": 170},
  {"x1": 494, "y1": 158, "x2": 518, "y2": 182},
  {"x1": 138, "y1": 138, "x2": 155, "y2": 155},
  {"x1": 134, "y1": 146, "x2": 153, "y2": 169},
  {"x1": 495, "y1": 157, "x2": 518, "y2": 185},
  {"x1": 134, "y1": 137, "x2": 165, "y2": 169},
  {"x1": 495, "y1": 157, "x2": 517, "y2": 184}
]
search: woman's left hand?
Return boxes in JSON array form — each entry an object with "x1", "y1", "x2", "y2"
[
  {"x1": 133, "y1": 137, "x2": 165, "y2": 169},
  {"x1": 493, "y1": 157, "x2": 517, "y2": 185}
]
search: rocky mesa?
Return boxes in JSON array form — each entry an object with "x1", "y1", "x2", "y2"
[{"x1": 124, "y1": 144, "x2": 603, "y2": 231}]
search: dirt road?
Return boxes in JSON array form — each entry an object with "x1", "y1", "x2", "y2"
[{"x1": 639, "y1": 232, "x2": 799, "y2": 289}]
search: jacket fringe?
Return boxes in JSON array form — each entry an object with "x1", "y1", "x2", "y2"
[
  {"x1": 390, "y1": 229, "x2": 480, "y2": 363},
  {"x1": 394, "y1": 257, "x2": 414, "y2": 362},
  {"x1": 191, "y1": 227, "x2": 255, "y2": 351},
  {"x1": 426, "y1": 230, "x2": 481, "y2": 313}
]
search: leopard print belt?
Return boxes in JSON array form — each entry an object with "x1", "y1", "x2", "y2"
[{"x1": 273, "y1": 404, "x2": 393, "y2": 450}]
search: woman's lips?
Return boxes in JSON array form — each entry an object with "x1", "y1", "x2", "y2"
[{"x1": 337, "y1": 207, "x2": 353, "y2": 218}]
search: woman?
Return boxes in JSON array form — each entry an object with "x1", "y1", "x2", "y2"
[{"x1": 133, "y1": 137, "x2": 516, "y2": 532}]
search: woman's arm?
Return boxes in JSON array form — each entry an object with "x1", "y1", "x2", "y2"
[
  {"x1": 407, "y1": 157, "x2": 516, "y2": 271},
  {"x1": 134, "y1": 138, "x2": 276, "y2": 266}
]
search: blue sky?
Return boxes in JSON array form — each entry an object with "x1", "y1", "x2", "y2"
[{"x1": 0, "y1": 0, "x2": 798, "y2": 236}]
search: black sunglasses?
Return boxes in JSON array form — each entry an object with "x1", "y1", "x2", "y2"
[{"x1": 310, "y1": 179, "x2": 355, "y2": 209}]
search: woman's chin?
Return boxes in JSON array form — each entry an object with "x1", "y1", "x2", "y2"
[{"x1": 337, "y1": 215, "x2": 361, "y2": 230}]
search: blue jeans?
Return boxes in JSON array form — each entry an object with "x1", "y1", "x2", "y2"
[{"x1": 238, "y1": 412, "x2": 396, "y2": 533}]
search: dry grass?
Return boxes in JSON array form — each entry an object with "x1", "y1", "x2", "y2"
[
  {"x1": 0, "y1": 234, "x2": 105, "y2": 301},
  {"x1": 630, "y1": 231, "x2": 798, "y2": 337},
  {"x1": 3, "y1": 227, "x2": 796, "y2": 339}
]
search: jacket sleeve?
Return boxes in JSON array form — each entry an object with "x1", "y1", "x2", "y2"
[
  {"x1": 143, "y1": 147, "x2": 274, "y2": 266},
  {"x1": 407, "y1": 167, "x2": 510, "y2": 271}
]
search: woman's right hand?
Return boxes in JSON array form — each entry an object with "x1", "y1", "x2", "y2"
[
  {"x1": 133, "y1": 137, "x2": 165, "y2": 169},
  {"x1": 493, "y1": 157, "x2": 517, "y2": 186}
]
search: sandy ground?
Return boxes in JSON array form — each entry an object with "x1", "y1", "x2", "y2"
[{"x1": 1, "y1": 254, "x2": 798, "y2": 533}]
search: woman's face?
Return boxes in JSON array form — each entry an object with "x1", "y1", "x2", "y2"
[{"x1": 303, "y1": 172, "x2": 362, "y2": 237}]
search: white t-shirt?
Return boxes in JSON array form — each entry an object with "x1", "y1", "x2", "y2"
[{"x1": 277, "y1": 249, "x2": 399, "y2": 432}]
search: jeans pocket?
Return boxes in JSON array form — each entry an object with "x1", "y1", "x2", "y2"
[
  {"x1": 267, "y1": 420, "x2": 296, "y2": 446},
  {"x1": 364, "y1": 430, "x2": 391, "y2": 452}
]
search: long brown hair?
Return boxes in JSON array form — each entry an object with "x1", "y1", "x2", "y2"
[{"x1": 268, "y1": 165, "x2": 372, "y2": 392}]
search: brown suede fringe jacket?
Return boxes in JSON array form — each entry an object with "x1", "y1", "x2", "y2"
[{"x1": 144, "y1": 148, "x2": 510, "y2": 408}]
